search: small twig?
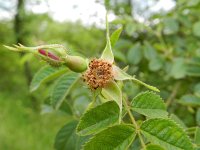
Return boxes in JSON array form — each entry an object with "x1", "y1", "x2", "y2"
[{"x1": 166, "y1": 82, "x2": 181, "y2": 107}]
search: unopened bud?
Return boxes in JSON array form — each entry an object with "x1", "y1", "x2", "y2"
[
  {"x1": 63, "y1": 55, "x2": 88, "y2": 73},
  {"x1": 38, "y1": 49, "x2": 60, "y2": 61}
]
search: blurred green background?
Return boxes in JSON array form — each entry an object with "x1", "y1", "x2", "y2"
[{"x1": 0, "y1": 0, "x2": 200, "y2": 149}]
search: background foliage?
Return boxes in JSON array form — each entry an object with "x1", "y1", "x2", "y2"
[{"x1": 0, "y1": 0, "x2": 200, "y2": 149}]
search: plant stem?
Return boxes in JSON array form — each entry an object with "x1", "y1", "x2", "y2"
[
  {"x1": 131, "y1": 77, "x2": 160, "y2": 92},
  {"x1": 123, "y1": 98, "x2": 137, "y2": 128},
  {"x1": 166, "y1": 82, "x2": 180, "y2": 107},
  {"x1": 87, "y1": 92, "x2": 97, "y2": 109},
  {"x1": 122, "y1": 98, "x2": 146, "y2": 149},
  {"x1": 106, "y1": 11, "x2": 109, "y2": 40}
]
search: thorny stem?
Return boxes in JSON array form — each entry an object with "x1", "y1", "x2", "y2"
[{"x1": 122, "y1": 98, "x2": 146, "y2": 149}]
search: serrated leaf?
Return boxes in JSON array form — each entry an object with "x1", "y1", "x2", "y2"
[
  {"x1": 54, "y1": 120, "x2": 78, "y2": 150},
  {"x1": 131, "y1": 91, "x2": 167, "y2": 118},
  {"x1": 51, "y1": 73, "x2": 79, "y2": 109},
  {"x1": 145, "y1": 144, "x2": 165, "y2": 150},
  {"x1": 170, "y1": 114, "x2": 187, "y2": 129},
  {"x1": 179, "y1": 95, "x2": 200, "y2": 107},
  {"x1": 110, "y1": 27, "x2": 123, "y2": 47},
  {"x1": 54, "y1": 120, "x2": 89, "y2": 150},
  {"x1": 195, "y1": 127, "x2": 200, "y2": 145},
  {"x1": 77, "y1": 101, "x2": 120, "y2": 136},
  {"x1": 101, "y1": 81, "x2": 122, "y2": 115},
  {"x1": 30, "y1": 66, "x2": 67, "y2": 92},
  {"x1": 141, "y1": 118, "x2": 194, "y2": 150},
  {"x1": 83, "y1": 124, "x2": 136, "y2": 150}
]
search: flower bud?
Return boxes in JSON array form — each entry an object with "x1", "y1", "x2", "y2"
[
  {"x1": 63, "y1": 55, "x2": 88, "y2": 73},
  {"x1": 38, "y1": 49, "x2": 60, "y2": 61}
]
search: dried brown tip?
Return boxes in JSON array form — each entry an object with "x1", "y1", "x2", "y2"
[{"x1": 83, "y1": 58, "x2": 113, "y2": 90}]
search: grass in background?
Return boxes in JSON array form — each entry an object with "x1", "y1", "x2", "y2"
[{"x1": 0, "y1": 92, "x2": 70, "y2": 150}]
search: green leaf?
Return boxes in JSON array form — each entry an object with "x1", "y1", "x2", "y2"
[
  {"x1": 143, "y1": 41, "x2": 157, "y2": 60},
  {"x1": 127, "y1": 43, "x2": 142, "y2": 65},
  {"x1": 125, "y1": 23, "x2": 137, "y2": 36},
  {"x1": 101, "y1": 81, "x2": 122, "y2": 115},
  {"x1": 194, "y1": 83, "x2": 200, "y2": 97},
  {"x1": 196, "y1": 109, "x2": 200, "y2": 126},
  {"x1": 141, "y1": 118, "x2": 194, "y2": 150},
  {"x1": 77, "y1": 101, "x2": 120, "y2": 136},
  {"x1": 179, "y1": 95, "x2": 200, "y2": 107},
  {"x1": 101, "y1": 13, "x2": 114, "y2": 63},
  {"x1": 131, "y1": 91, "x2": 167, "y2": 118},
  {"x1": 195, "y1": 127, "x2": 200, "y2": 145},
  {"x1": 51, "y1": 73, "x2": 79, "y2": 109},
  {"x1": 170, "y1": 58, "x2": 186, "y2": 79},
  {"x1": 186, "y1": 64, "x2": 200, "y2": 77},
  {"x1": 145, "y1": 144, "x2": 165, "y2": 150},
  {"x1": 30, "y1": 66, "x2": 67, "y2": 92},
  {"x1": 83, "y1": 124, "x2": 136, "y2": 150},
  {"x1": 54, "y1": 120, "x2": 89, "y2": 150},
  {"x1": 59, "y1": 101, "x2": 73, "y2": 115},
  {"x1": 163, "y1": 18, "x2": 179, "y2": 35},
  {"x1": 110, "y1": 27, "x2": 123, "y2": 47},
  {"x1": 149, "y1": 56, "x2": 164, "y2": 72},
  {"x1": 113, "y1": 65, "x2": 160, "y2": 92},
  {"x1": 54, "y1": 120, "x2": 78, "y2": 150},
  {"x1": 73, "y1": 95, "x2": 90, "y2": 116},
  {"x1": 113, "y1": 50, "x2": 127, "y2": 63},
  {"x1": 193, "y1": 21, "x2": 200, "y2": 37},
  {"x1": 101, "y1": 37, "x2": 114, "y2": 63},
  {"x1": 170, "y1": 114, "x2": 187, "y2": 129}
]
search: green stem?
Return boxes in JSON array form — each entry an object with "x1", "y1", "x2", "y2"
[
  {"x1": 87, "y1": 92, "x2": 97, "y2": 109},
  {"x1": 122, "y1": 98, "x2": 146, "y2": 149},
  {"x1": 132, "y1": 77, "x2": 160, "y2": 92},
  {"x1": 106, "y1": 11, "x2": 109, "y2": 40},
  {"x1": 166, "y1": 82, "x2": 180, "y2": 107}
]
